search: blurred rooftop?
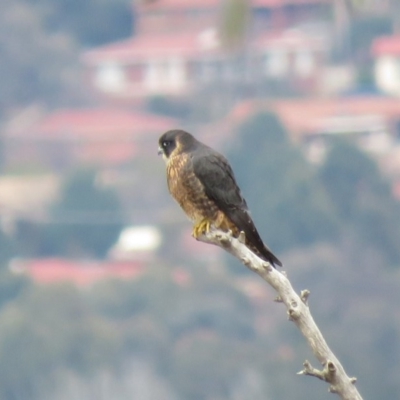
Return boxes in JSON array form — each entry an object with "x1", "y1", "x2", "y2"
[
  {"x1": 10, "y1": 258, "x2": 146, "y2": 286},
  {"x1": 5, "y1": 108, "x2": 177, "y2": 168},
  {"x1": 372, "y1": 35, "x2": 400, "y2": 56},
  {"x1": 137, "y1": 0, "x2": 330, "y2": 10}
]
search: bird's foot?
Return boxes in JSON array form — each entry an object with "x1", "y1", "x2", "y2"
[{"x1": 192, "y1": 219, "x2": 212, "y2": 239}]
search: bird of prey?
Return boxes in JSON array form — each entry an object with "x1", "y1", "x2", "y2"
[{"x1": 158, "y1": 129, "x2": 282, "y2": 268}]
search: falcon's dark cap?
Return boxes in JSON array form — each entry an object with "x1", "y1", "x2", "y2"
[{"x1": 159, "y1": 129, "x2": 198, "y2": 158}]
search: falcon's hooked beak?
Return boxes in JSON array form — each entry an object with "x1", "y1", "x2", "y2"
[{"x1": 158, "y1": 145, "x2": 169, "y2": 162}]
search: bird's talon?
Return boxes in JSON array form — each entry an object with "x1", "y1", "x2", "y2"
[{"x1": 192, "y1": 219, "x2": 212, "y2": 238}]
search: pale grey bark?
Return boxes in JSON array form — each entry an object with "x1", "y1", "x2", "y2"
[{"x1": 198, "y1": 229, "x2": 363, "y2": 400}]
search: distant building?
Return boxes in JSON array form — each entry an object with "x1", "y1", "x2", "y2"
[
  {"x1": 221, "y1": 97, "x2": 400, "y2": 197},
  {"x1": 4, "y1": 108, "x2": 177, "y2": 170},
  {"x1": 10, "y1": 257, "x2": 146, "y2": 286},
  {"x1": 372, "y1": 35, "x2": 400, "y2": 97},
  {"x1": 269, "y1": 97, "x2": 400, "y2": 157},
  {"x1": 82, "y1": 0, "x2": 331, "y2": 102},
  {"x1": 109, "y1": 225, "x2": 162, "y2": 261},
  {"x1": 220, "y1": 96, "x2": 400, "y2": 153},
  {"x1": 134, "y1": 0, "x2": 329, "y2": 36},
  {"x1": 0, "y1": 174, "x2": 59, "y2": 232}
]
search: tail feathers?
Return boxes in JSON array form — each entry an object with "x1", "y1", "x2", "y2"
[
  {"x1": 257, "y1": 244, "x2": 282, "y2": 268},
  {"x1": 226, "y1": 208, "x2": 282, "y2": 268}
]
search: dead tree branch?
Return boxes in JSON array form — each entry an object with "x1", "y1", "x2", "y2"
[{"x1": 197, "y1": 229, "x2": 363, "y2": 400}]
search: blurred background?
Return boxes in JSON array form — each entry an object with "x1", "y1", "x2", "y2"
[{"x1": 0, "y1": 0, "x2": 400, "y2": 398}]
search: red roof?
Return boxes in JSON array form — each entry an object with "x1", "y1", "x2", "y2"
[
  {"x1": 9, "y1": 108, "x2": 177, "y2": 165},
  {"x1": 36, "y1": 109, "x2": 177, "y2": 138},
  {"x1": 85, "y1": 28, "x2": 325, "y2": 66},
  {"x1": 271, "y1": 97, "x2": 400, "y2": 140},
  {"x1": 372, "y1": 35, "x2": 400, "y2": 56},
  {"x1": 15, "y1": 258, "x2": 145, "y2": 286},
  {"x1": 216, "y1": 97, "x2": 400, "y2": 143},
  {"x1": 138, "y1": 0, "x2": 219, "y2": 9},
  {"x1": 84, "y1": 31, "x2": 219, "y2": 64},
  {"x1": 255, "y1": 29, "x2": 327, "y2": 51},
  {"x1": 138, "y1": 0, "x2": 328, "y2": 10},
  {"x1": 252, "y1": 0, "x2": 328, "y2": 5}
]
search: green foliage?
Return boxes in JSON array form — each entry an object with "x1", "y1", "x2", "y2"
[
  {"x1": 0, "y1": 269, "x2": 265, "y2": 400},
  {"x1": 0, "y1": 0, "x2": 133, "y2": 116},
  {"x1": 0, "y1": 0, "x2": 82, "y2": 116},
  {"x1": 0, "y1": 231, "x2": 16, "y2": 268},
  {"x1": 30, "y1": 0, "x2": 133, "y2": 46},
  {"x1": 0, "y1": 256, "x2": 396, "y2": 400},
  {"x1": 42, "y1": 168, "x2": 124, "y2": 258},
  {"x1": 91, "y1": 267, "x2": 255, "y2": 341},
  {"x1": 0, "y1": 272, "x2": 28, "y2": 308},
  {"x1": 319, "y1": 140, "x2": 400, "y2": 265},
  {"x1": 220, "y1": 0, "x2": 250, "y2": 49},
  {"x1": 349, "y1": 16, "x2": 392, "y2": 58},
  {"x1": 147, "y1": 96, "x2": 191, "y2": 120},
  {"x1": 346, "y1": 16, "x2": 392, "y2": 89},
  {"x1": 0, "y1": 283, "x2": 123, "y2": 400},
  {"x1": 319, "y1": 141, "x2": 385, "y2": 218}
]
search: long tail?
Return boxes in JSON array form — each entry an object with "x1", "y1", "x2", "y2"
[
  {"x1": 250, "y1": 241, "x2": 282, "y2": 268},
  {"x1": 227, "y1": 209, "x2": 282, "y2": 268}
]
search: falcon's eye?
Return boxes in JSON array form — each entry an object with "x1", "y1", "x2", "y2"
[{"x1": 162, "y1": 141, "x2": 171, "y2": 148}]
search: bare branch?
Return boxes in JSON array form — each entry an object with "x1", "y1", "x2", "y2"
[{"x1": 197, "y1": 229, "x2": 363, "y2": 400}]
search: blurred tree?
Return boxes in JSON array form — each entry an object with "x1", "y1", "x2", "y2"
[
  {"x1": 15, "y1": 219, "x2": 46, "y2": 258},
  {"x1": 0, "y1": 0, "x2": 83, "y2": 117},
  {"x1": 0, "y1": 259, "x2": 397, "y2": 399},
  {"x1": 349, "y1": 16, "x2": 392, "y2": 60},
  {"x1": 147, "y1": 96, "x2": 191, "y2": 120},
  {"x1": 319, "y1": 141, "x2": 384, "y2": 218},
  {"x1": 227, "y1": 111, "x2": 338, "y2": 254},
  {"x1": 48, "y1": 358, "x2": 179, "y2": 400},
  {"x1": 390, "y1": 0, "x2": 400, "y2": 33},
  {"x1": 30, "y1": 0, "x2": 134, "y2": 46},
  {"x1": 319, "y1": 141, "x2": 400, "y2": 266},
  {"x1": 0, "y1": 0, "x2": 134, "y2": 117},
  {"x1": 220, "y1": 0, "x2": 250, "y2": 50},
  {"x1": 42, "y1": 168, "x2": 124, "y2": 258},
  {"x1": 347, "y1": 15, "x2": 392, "y2": 89},
  {"x1": 0, "y1": 284, "x2": 123, "y2": 400},
  {"x1": 0, "y1": 229, "x2": 16, "y2": 268},
  {"x1": 0, "y1": 272, "x2": 28, "y2": 309},
  {"x1": 169, "y1": 334, "x2": 263, "y2": 400}
]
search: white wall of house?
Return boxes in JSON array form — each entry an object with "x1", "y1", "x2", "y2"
[
  {"x1": 94, "y1": 62, "x2": 127, "y2": 94},
  {"x1": 144, "y1": 57, "x2": 186, "y2": 94},
  {"x1": 375, "y1": 56, "x2": 400, "y2": 96}
]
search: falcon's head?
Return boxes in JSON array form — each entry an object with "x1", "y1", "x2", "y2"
[{"x1": 158, "y1": 130, "x2": 197, "y2": 161}]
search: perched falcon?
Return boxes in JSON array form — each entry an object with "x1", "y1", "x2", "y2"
[{"x1": 158, "y1": 129, "x2": 282, "y2": 268}]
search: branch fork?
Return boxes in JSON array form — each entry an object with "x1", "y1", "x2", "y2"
[{"x1": 298, "y1": 359, "x2": 333, "y2": 380}]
